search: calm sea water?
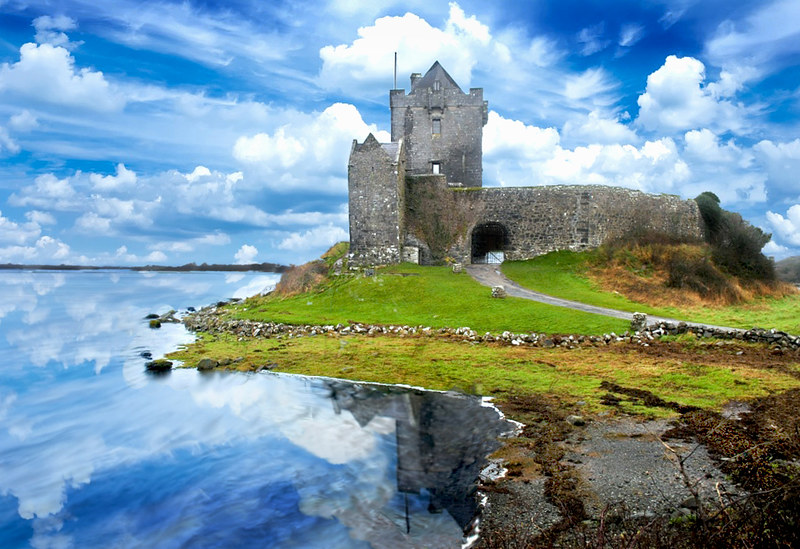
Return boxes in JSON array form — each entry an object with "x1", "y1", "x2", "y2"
[{"x1": 0, "y1": 270, "x2": 510, "y2": 548}]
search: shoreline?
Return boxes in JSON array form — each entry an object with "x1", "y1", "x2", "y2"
[{"x1": 173, "y1": 304, "x2": 800, "y2": 546}]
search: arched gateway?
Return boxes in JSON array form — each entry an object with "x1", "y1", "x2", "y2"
[{"x1": 471, "y1": 222, "x2": 508, "y2": 264}]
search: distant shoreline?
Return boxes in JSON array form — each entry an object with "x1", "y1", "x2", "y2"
[{"x1": 0, "y1": 262, "x2": 288, "y2": 273}]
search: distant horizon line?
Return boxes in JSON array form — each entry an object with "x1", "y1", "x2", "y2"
[{"x1": 0, "y1": 262, "x2": 289, "y2": 273}]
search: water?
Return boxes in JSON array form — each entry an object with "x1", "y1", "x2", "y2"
[{"x1": 0, "y1": 270, "x2": 511, "y2": 548}]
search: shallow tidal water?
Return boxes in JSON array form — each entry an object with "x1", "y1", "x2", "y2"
[{"x1": 0, "y1": 270, "x2": 510, "y2": 548}]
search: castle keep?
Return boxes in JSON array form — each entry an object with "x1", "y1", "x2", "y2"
[{"x1": 348, "y1": 61, "x2": 702, "y2": 266}]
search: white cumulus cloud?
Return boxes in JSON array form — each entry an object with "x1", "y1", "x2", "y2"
[
  {"x1": 234, "y1": 244, "x2": 258, "y2": 264},
  {"x1": 33, "y1": 15, "x2": 79, "y2": 50},
  {"x1": 319, "y1": 3, "x2": 492, "y2": 95},
  {"x1": 0, "y1": 235, "x2": 71, "y2": 263},
  {"x1": 636, "y1": 55, "x2": 747, "y2": 134},
  {"x1": 0, "y1": 42, "x2": 123, "y2": 111},
  {"x1": 278, "y1": 224, "x2": 348, "y2": 252},
  {"x1": 0, "y1": 211, "x2": 41, "y2": 245},
  {"x1": 233, "y1": 103, "x2": 389, "y2": 193},
  {"x1": 766, "y1": 205, "x2": 800, "y2": 247},
  {"x1": 753, "y1": 138, "x2": 800, "y2": 193},
  {"x1": 89, "y1": 163, "x2": 137, "y2": 191}
]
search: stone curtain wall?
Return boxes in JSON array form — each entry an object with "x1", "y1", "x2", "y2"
[
  {"x1": 390, "y1": 87, "x2": 486, "y2": 187},
  {"x1": 347, "y1": 136, "x2": 406, "y2": 266},
  {"x1": 404, "y1": 175, "x2": 484, "y2": 264},
  {"x1": 403, "y1": 183, "x2": 703, "y2": 265}
]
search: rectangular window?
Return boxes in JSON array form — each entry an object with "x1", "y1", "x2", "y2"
[
  {"x1": 432, "y1": 162, "x2": 441, "y2": 175},
  {"x1": 432, "y1": 118, "x2": 441, "y2": 134}
]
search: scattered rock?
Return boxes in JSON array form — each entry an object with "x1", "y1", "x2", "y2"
[
  {"x1": 145, "y1": 313, "x2": 160, "y2": 320},
  {"x1": 566, "y1": 414, "x2": 586, "y2": 426},
  {"x1": 149, "y1": 319, "x2": 161, "y2": 329},
  {"x1": 630, "y1": 312, "x2": 647, "y2": 332},
  {"x1": 139, "y1": 350, "x2": 152, "y2": 359},
  {"x1": 197, "y1": 358, "x2": 218, "y2": 371},
  {"x1": 145, "y1": 359, "x2": 173, "y2": 372},
  {"x1": 180, "y1": 306, "x2": 800, "y2": 352}
]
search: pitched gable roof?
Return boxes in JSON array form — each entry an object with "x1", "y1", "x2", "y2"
[{"x1": 410, "y1": 61, "x2": 463, "y2": 94}]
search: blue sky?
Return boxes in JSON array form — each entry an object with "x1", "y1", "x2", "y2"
[{"x1": 0, "y1": 0, "x2": 799, "y2": 266}]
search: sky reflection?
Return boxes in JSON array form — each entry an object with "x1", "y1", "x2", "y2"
[{"x1": 0, "y1": 271, "x2": 508, "y2": 548}]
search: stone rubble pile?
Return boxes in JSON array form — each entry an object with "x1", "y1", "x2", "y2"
[{"x1": 183, "y1": 305, "x2": 799, "y2": 352}]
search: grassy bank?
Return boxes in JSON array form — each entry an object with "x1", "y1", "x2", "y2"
[
  {"x1": 234, "y1": 262, "x2": 629, "y2": 335},
  {"x1": 502, "y1": 250, "x2": 800, "y2": 333},
  {"x1": 170, "y1": 331, "x2": 800, "y2": 417}
]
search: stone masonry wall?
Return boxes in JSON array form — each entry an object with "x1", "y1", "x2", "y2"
[
  {"x1": 347, "y1": 136, "x2": 406, "y2": 266},
  {"x1": 404, "y1": 183, "x2": 703, "y2": 265},
  {"x1": 391, "y1": 87, "x2": 486, "y2": 187}
]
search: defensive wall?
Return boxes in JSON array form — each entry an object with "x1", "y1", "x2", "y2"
[{"x1": 397, "y1": 179, "x2": 703, "y2": 265}]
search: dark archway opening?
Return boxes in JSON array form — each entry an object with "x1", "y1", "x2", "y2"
[{"x1": 471, "y1": 222, "x2": 509, "y2": 264}]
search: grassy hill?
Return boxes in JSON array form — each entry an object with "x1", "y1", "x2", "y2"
[
  {"x1": 234, "y1": 239, "x2": 799, "y2": 335},
  {"x1": 235, "y1": 258, "x2": 628, "y2": 336},
  {"x1": 503, "y1": 242, "x2": 799, "y2": 333}
]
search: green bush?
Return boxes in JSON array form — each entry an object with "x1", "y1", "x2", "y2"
[{"x1": 694, "y1": 192, "x2": 775, "y2": 281}]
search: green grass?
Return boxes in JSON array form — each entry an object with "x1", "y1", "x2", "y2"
[
  {"x1": 502, "y1": 251, "x2": 800, "y2": 333},
  {"x1": 234, "y1": 263, "x2": 629, "y2": 335},
  {"x1": 502, "y1": 250, "x2": 657, "y2": 313},
  {"x1": 170, "y1": 332, "x2": 800, "y2": 417}
]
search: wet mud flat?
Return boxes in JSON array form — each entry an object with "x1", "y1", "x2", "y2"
[{"x1": 476, "y1": 386, "x2": 800, "y2": 548}]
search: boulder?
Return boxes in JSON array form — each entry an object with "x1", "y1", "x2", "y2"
[
  {"x1": 145, "y1": 359, "x2": 173, "y2": 373},
  {"x1": 197, "y1": 358, "x2": 218, "y2": 371},
  {"x1": 491, "y1": 285, "x2": 507, "y2": 298}
]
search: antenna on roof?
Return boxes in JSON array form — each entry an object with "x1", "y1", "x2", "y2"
[{"x1": 394, "y1": 51, "x2": 397, "y2": 89}]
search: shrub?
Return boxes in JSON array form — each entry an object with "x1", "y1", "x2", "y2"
[
  {"x1": 694, "y1": 192, "x2": 775, "y2": 281},
  {"x1": 273, "y1": 260, "x2": 329, "y2": 296}
]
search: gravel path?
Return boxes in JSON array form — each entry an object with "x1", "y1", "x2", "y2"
[{"x1": 466, "y1": 264, "x2": 741, "y2": 333}]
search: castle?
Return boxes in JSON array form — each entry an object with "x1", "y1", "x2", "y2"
[{"x1": 348, "y1": 61, "x2": 702, "y2": 266}]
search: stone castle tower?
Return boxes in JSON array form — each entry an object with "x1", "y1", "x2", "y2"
[
  {"x1": 347, "y1": 61, "x2": 703, "y2": 267},
  {"x1": 390, "y1": 61, "x2": 488, "y2": 187}
]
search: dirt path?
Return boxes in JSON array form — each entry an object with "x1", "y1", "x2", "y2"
[{"x1": 466, "y1": 264, "x2": 741, "y2": 333}]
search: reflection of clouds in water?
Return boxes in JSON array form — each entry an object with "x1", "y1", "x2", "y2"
[
  {"x1": 225, "y1": 273, "x2": 245, "y2": 283},
  {"x1": 0, "y1": 272, "x2": 64, "y2": 325},
  {"x1": 1, "y1": 271, "x2": 290, "y2": 519},
  {"x1": 188, "y1": 374, "x2": 390, "y2": 464},
  {"x1": 0, "y1": 370, "x2": 396, "y2": 522},
  {"x1": 1, "y1": 272, "x2": 469, "y2": 547},
  {"x1": 231, "y1": 273, "x2": 280, "y2": 299},
  {"x1": 134, "y1": 272, "x2": 213, "y2": 298}
]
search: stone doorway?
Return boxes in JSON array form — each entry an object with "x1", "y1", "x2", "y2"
[{"x1": 471, "y1": 222, "x2": 508, "y2": 264}]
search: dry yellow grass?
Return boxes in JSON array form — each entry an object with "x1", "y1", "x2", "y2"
[{"x1": 589, "y1": 242, "x2": 796, "y2": 308}]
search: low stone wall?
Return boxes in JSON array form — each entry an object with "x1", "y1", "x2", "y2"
[{"x1": 184, "y1": 306, "x2": 799, "y2": 352}]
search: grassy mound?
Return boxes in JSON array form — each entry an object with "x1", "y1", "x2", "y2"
[
  {"x1": 232, "y1": 242, "x2": 628, "y2": 335},
  {"x1": 273, "y1": 241, "x2": 349, "y2": 296},
  {"x1": 502, "y1": 243, "x2": 800, "y2": 332},
  {"x1": 592, "y1": 235, "x2": 795, "y2": 307}
]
